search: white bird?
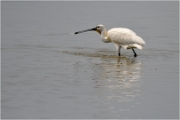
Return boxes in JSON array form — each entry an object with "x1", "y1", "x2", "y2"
[{"x1": 74, "y1": 24, "x2": 145, "y2": 57}]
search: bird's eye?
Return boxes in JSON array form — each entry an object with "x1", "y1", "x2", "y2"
[{"x1": 97, "y1": 26, "x2": 100, "y2": 28}]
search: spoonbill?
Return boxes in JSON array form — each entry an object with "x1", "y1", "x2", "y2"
[{"x1": 74, "y1": 24, "x2": 145, "y2": 57}]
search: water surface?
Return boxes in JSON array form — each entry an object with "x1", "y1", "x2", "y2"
[{"x1": 1, "y1": 1, "x2": 179, "y2": 119}]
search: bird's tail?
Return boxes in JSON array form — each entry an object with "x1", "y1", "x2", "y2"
[
  {"x1": 135, "y1": 36, "x2": 145, "y2": 46},
  {"x1": 122, "y1": 36, "x2": 145, "y2": 50}
]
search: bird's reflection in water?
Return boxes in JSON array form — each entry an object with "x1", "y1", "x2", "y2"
[
  {"x1": 91, "y1": 56, "x2": 142, "y2": 103},
  {"x1": 72, "y1": 52, "x2": 143, "y2": 115}
]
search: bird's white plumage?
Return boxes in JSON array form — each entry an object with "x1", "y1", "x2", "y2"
[{"x1": 107, "y1": 28, "x2": 145, "y2": 50}]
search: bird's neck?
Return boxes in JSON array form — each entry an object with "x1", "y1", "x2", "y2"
[{"x1": 101, "y1": 29, "x2": 111, "y2": 43}]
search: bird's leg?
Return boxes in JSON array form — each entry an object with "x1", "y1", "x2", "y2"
[
  {"x1": 118, "y1": 46, "x2": 121, "y2": 56},
  {"x1": 132, "y1": 48, "x2": 137, "y2": 57}
]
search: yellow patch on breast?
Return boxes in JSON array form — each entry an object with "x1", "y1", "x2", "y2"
[{"x1": 107, "y1": 36, "x2": 111, "y2": 42}]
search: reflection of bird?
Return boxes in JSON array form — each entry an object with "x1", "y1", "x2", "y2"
[{"x1": 75, "y1": 24, "x2": 145, "y2": 57}]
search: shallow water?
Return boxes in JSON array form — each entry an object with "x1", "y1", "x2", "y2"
[{"x1": 1, "y1": 1, "x2": 179, "y2": 119}]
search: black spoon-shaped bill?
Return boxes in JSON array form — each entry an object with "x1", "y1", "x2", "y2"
[{"x1": 74, "y1": 27, "x2": 96, "y2": 34}]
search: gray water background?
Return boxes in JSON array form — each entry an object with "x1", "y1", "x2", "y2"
[{"x1": 1, "y1": 1, "x2": 179, "y2": 119}]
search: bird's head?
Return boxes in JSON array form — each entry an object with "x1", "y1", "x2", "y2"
[
  {"x1": 95, "y1": 24, "x2": 105, "y2": 34},
  {"x1": 74, "y1": 24, "x2": 105, "y2": 35}
]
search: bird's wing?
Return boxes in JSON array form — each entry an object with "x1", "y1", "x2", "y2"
[{"x1": 107, "y1": 28, "x2": 145, "y2": 46}]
